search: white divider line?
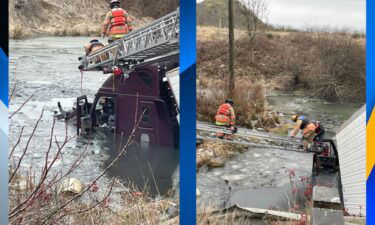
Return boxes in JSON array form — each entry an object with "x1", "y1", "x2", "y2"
[{"x1": 0, "y1": 100, "x2": 8, "y2": 135}]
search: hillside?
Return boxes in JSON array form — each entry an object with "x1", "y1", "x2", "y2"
[
  {"x1": 197, "y1": 26, "x2": 366, "y2": 103},
  {"x1": 197, "y1": 0, "x2": 268, "y2": 29},
  {"x1": 9, "y1": 0, "x2": 178, "y2": 38}
]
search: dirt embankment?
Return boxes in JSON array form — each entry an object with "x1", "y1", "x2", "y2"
[
  {"x1": 197, "y1": 26, "x2": 366, "y2": 103},
  {"x1": 9, "y1": 0, "x2": 108, "y2": 38},
  {"x1": 9, "y1": 0, "x2": 178, "y2": 38}
]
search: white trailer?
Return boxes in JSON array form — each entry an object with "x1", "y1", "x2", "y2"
[{"x1": 335, "y1": 105, "x2": 366, "y2": 216}]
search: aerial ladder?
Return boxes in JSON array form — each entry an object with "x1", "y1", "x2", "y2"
[
  {"x1": 196, "y1": 121, "x2": 305, "y2": 152},
  {"x1": 76, "y1": 8, "x2": 180, "y2": 125},
  {"x1": 197, "y1": 120, "x2": 339, "y2": 170},
  {"x1": 78, "y1": 8, "x2": 179, "y2": 73}
]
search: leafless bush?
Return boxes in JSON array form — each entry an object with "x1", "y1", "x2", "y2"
[
  {"x1": 10, "y1": 25, "x2": 24, "y2": 39},
  {"x1": 198, "y1": 27, "x2": 366, "y2": 102},
  {"x1": 239, "y1": 0, "x2": 268, "y2": 61},
  {"x1": 306, "y1": 33, "x2": 366, "y2": 101},
  {"x1": 197, "y1": 79, "x2": 272, "y2": 129},
  {"x1": 126, "y1": 0, "x2": 179, "y2": 19},
  {"x1": 8, "y1": 92, "x2": 176, "y2": 224}
]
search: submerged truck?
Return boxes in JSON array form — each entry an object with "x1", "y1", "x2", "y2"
[
  {"x1": 74, "y1": 64, "x2": 179, "y2": 147},
  {"x1": 57, "y1": 9, "x2": 180, "y2": 147}
]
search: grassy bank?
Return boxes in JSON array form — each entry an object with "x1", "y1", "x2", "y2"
[
  {"x1": 9, "y1": 0, "x2": 178, "y2": 38},
  {"x1": 197, "y1": 26, "x2": 366, "y2": 103},
  {"x1": 197, "y1": 76, "x2": 282, "y2": 129},
  {"x1": 10, "y1": 176, "x2": 177, "y2": 224},
  {"x1": 8, "y1": 96, "x2": 178, "y2": 225}
]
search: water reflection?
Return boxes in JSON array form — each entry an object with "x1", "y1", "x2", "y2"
[{"x1": 99, "y1": 132, "x2": 179, "y2": 196}]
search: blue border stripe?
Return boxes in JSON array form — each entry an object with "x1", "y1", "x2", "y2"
[
  {"x1": 180, "y1": 1, "x2": 196, "y2": 72},
  {"x1": 0, "y1": 48, "x2": 8, "y2": 107},
  {"x1": 368, "y1": 171, "x2": 375, "y2": 224},
  {"x1": 0, "y1": 47, "x2": 7, "y2": 225},
  {"x1": 180, "y1": 0, "x2": 196, "y2": 224},
  {"x1": 0, "y1": 101, "x2": 8, "y2": 135},
  {"x1": 180, "y1": 64, "x2": 196, "y2": 225},
  {"x1": 0, "y1": 130, "x2": 8, "y2": 225}
]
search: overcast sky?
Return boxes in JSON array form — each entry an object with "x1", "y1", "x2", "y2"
[{"x1": 197, "y1": 0, "x2": 366, "y2": 32}]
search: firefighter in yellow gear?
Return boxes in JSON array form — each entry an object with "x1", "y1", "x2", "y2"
[
  {"x1": 290, "y1": 115, "x2": 317, "y2": 151},
  {"x1": 215, "y1": 99, "x2": 236, "y2": 140},
  {"x1": 101, "y1": 0, "x2": 134, "y2": 43}
]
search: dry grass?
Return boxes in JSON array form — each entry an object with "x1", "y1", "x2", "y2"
[
  {"x1": 197, "y1": 77, "x2": 281, "y2": 129},
  {"x1": 196, "y1": 140, "x2": 248, "y2": 169},
  {"x1": 9, "y1": 0, "x2": 175, "y2": 38},
  {"x1": 197, "y1": 25, "x2": 366, "y2": 102},
  {"x1": 197, "y1": 208, "x2": 247, "y2": 225},
  {"x1": 8, "y1": 92, "x2": 178, "y2": 225},
  {"x1": 10, "y1": 24, "x2": 25, "y2": 39},
  {"x1": 9, "y1": 176, "x2": 177, "y2": 225},
  {"x1": 269, "y1": 124, "x2": 294, "y2": 136},
  {"x1": 9, "y1": 0, "x2": 108, "y2": 38},
  {"x1": 197, "y1": 26, "x2": 247, "y2": 41}
]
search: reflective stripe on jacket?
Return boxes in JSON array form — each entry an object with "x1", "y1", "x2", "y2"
[{"x1": 215, "y1": 103, "x2": 235, "y2": 126}]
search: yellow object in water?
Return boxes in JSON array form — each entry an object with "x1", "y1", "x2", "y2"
[{"x1": 60, "y1": 178, "x2": 84, "y2": 195}]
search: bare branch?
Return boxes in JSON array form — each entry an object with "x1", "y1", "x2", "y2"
[
  {"x1": 9, "y1": 126, "x2": 25, "y2": 159},
  {"x1": 9, "y1": 108, "x2": 44, "y2": 183},
  {"x1": 9, "y1": 94, "x2": 34, "y2": 119},
  {"x1": 9, "y1": 83, "x2": 17, "y2": 104}
]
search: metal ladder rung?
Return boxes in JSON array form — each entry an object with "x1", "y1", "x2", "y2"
[{"x1": 79, "y1": 8, "x2": 180, "y2": 71}]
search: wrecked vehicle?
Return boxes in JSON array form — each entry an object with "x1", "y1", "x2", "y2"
[{"x1": 55, "y1": 9, "x2": 180, "y2": 147}]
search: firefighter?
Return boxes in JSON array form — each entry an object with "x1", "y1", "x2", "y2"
[
  {"x1": 313, "y1": 120, "x2": 325, "y2": 142},
  {"x1": 290, "y1": 115, "x2": 316, "y2": 151},
  {"x1": 215, "y1": 99, "x2": 236, "y2": 140},
  {"x1": 101, "y1": 0, "x2": 134, "y2": 43},
  {"x1": 84, "y1": 39, "x2": 104, "y2": 56}
]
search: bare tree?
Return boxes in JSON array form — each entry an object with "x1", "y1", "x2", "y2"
[{"x1": 239, "y1": 0, "x2": 268, "y2": 61}]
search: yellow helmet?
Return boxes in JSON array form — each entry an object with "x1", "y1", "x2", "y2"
[{"x1": 291, "y1": 115, "x2": 298, "y2": 122}]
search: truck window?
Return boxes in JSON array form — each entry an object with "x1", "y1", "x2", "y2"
[
  {"x1": 95, "y1": 96, "x2": 116, "y2": 129},
  {"x1": 141, "y1": 106, "x2": 151, "y2": 123},
  {"x1": 138, "y1": 71, "x2": 153, "y2": 88}
]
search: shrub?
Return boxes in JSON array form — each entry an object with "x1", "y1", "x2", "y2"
[
  {"x1": 11, "y1": 25, "x2": 24, "y2": 39},
  {"x1": 197, "y1": 80, "x2": 268, "y2": 129}
]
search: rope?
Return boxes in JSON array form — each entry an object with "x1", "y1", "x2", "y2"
[{"x1": 80, "y1": 70, "x2": 83, "y2": 95}]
